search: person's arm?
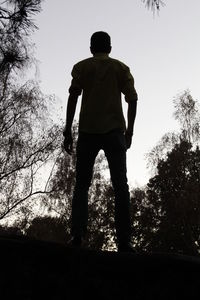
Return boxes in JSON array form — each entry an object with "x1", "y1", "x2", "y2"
[
  {"x1": 125, "y1": 100, "x2": 137, "y2": 149},
  {"x1": 64, "y1": 94, "x2": 79, "y2": 135},
  {"x1": 127, "y1": 100, "x2": 137, "y2": 135},
  {"x1": 63, "y1": 94, "x2": 78, "y2": 155},
  {"x1": 121, "y1": 65, "x2": 138, "y2": 149},
  {"x1": 63, "y1": 63, "x2": 82, "y2": 154}
]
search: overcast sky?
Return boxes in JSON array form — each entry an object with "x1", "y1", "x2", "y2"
[{"x1": 30, "y1": 0, "x2": 200, "y2": 187}]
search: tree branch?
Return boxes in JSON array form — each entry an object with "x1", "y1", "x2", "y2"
[
  {"x1": 0, "y1": 136, "x2": 57, "y2": 181},
  {"x1": 0, "y1": 189, "x2": 55, "y2": 220}
]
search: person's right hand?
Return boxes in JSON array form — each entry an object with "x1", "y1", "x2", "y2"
[
  {"x1": 63, "y1": 132, "x2": 73, "y2": 155},
  {"x1": 125, "y1": 131, "x2": 133, "y2": 149}
]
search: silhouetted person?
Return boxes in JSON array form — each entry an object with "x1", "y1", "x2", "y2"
[{"x1": 63, "y1": 31, "x2": 138, "y2": 252}]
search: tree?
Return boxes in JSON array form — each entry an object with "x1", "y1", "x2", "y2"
[
  {"x1": 173, "y1": 90, "x2": 200, "y2": 144},
  {"x1": 25, "y1": 216, "x2": 70, "y2": 244},
  {"x1": 0, "y1": 0, "x2": 42, "y2": 75},
  {"x1": 134, "y1": 91, "x2": 200, "y2": 255},
  {"x1": 0, "y1": 79, "x2": 62, "y2": 221},
  {"x1": 0, "y1": 223, "x2": 22, "y2": 237},
  {"x1": 145, "y1": 141, "x2": 200, "y2": 255},
  {"x1": 147, "y1": 90, "x2": 200, "y2": 174},
  {"x1": 0, "y1": 0, "x2": 61, "y2": 223},
  {"x1": 146, "y1": 132, "x2": 180, "y2": 175},
  {"x1": 130, "y1": 187, "x2": 161, "y2": 252}
]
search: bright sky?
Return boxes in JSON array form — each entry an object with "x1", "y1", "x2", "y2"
[{"x1": 30, "y1": 0, "x2": 200, "y2": 187}]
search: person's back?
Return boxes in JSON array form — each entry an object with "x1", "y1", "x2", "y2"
[
  {"x1": 63, "y1": 31, "x2": 138, "y2": 252},
  {"x1": 70, "y1": 54, "x2": 137, "y2": 134}
]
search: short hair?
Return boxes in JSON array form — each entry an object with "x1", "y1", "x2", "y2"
[{"x1": 90, "y1": 31, "x2": 111, "y2": 54}]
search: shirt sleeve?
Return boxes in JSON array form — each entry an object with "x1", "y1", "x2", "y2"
[
  {"x1": 68, "y1": 64, "x2": 82, "y2": 96},
  {"x1": 121, "y1": 66, "x2": 138, "y2": 103}
]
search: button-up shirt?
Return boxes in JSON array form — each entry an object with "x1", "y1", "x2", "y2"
[{"x1": 69, "y1": 53, "x2": 138, "y2": 134}]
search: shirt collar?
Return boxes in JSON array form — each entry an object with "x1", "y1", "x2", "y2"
[{"x1": 93, "y1": 53, "x2": 109, "y2": 59}]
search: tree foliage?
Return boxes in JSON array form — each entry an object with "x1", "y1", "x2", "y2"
[
  {"x1": 0, "y1": 78, "x2": 61, "y2": 221},
  {"x1": 147, "y1": 90, "x2": 200, "y2": 174},
  {"x1": 142, "y1": 0, "x2": 165, "y2": 12},
  {"x1": 136, "y1": 91, "x2": 200, "y2": 256},
  {"x1": 0, "y1": 0, "x2": 42, "y2": 75},
  {"x1": 144, "y1": 141, "x2": 200, "y2": 255},
  {"x1": 130, "y1": 187, "x2": 160, "y2": 252},
  {"x1": 0, "y1": 0, "x2": 61, "y2": 222},
  {"x1": 173, "y1": 90, "x2": 200, "y2": 144},
  {"x1": 25, "y1": 216, "x2": 70, "y2": 244}
]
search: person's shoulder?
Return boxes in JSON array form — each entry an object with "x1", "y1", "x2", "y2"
[
  {"x1": 109, "y1": 57, "x2": 129, "y2": 70},
  {"x1": 73, "y1": 57, "x2": 93, "y2": 68}
]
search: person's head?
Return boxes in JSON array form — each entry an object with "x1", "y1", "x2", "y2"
[{"x1": 90, "y1": 31, "x2": 112, "y2": 55}]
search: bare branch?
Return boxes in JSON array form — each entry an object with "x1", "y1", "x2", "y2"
[
  {"x1": 0, "y1": 189, "x2": 54, "y2": 220},
  {"x1": 0, "y1": 132, "x2": 58, "y2": 181}
]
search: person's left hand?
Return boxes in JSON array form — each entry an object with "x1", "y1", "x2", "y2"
[{"x1": 63, "y1": 132, "x2": 73, "y2": 155}]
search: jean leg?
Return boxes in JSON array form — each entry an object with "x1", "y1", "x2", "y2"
[
  {"x1": 104, "y1": 132, "x2": 131, "y2": 244},
  {"x1": 71, "y1": 133, "x2": 99, "y2": 238}
]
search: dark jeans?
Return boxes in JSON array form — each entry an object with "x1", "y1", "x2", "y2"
[{"x1": 71, "y1": 130, "x2": 132, "y2": 245}]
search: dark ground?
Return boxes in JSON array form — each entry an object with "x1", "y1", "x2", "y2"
[{"x1": 1, "y1": 236, "x2": 200, "y2": 299}]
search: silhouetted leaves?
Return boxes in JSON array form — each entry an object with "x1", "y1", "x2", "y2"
[
  {"x1": 0, "y1": 224, "x2": 22, "y2": 236},
  {"x1": 145, "y1": 141, "x2": 200, "y2": 255},
  {"x1": 25, "y1": 216, "x2": 70, "y2": 244},
  {"x1": 0, "y1": 78, "x2": 61, "y2": 221},
  {"x1": 142, "y1": 0, "x2": 165, "y2": 12},
  {"x1": 147, "y1": 90, "x2": 200, "y2": 174},
  {"x1": 173, "y1": 90, "x2": 200, "y2": 144},
  {"x1": 130, "y1": 91, "x2": 200, "y2": 256},
  {"x1": 0, "y1": 0, "x2": 42, "y2": 75},
  {"x1": 0, "y1": 0, "x2": 61, "y2": 222}
]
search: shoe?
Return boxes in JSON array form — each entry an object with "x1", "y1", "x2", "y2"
[
  {"x1": 118, "y1": 242, "x2": 136, "y2": 253},
  {"x1": 72, "y1": 235, "x2": 82, "y2": 247},
  {"x1": 68, "y1": 235, "x2": 82, "y2": 248}
]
